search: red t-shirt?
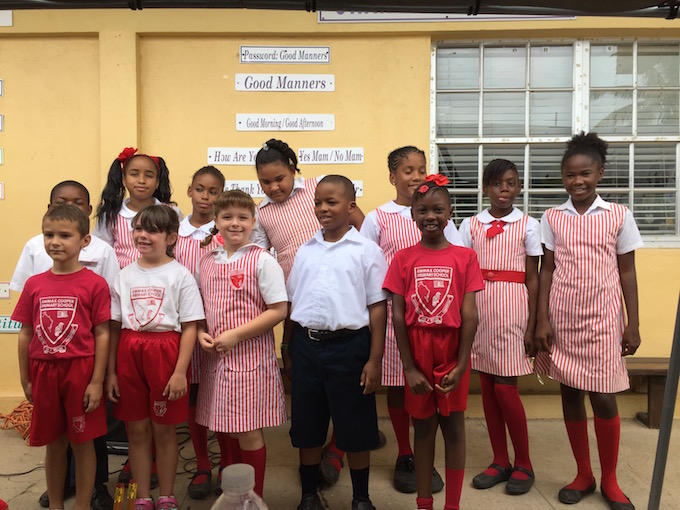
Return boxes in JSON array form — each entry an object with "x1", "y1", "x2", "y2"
[
  {"x1": 12, "y1": 268, "x2": 111, "y2": 360},
  {"x1": 383, "y1": 243, "x2": 484, "y2": 329}
]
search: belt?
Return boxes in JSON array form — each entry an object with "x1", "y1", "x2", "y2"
[
  {"x1": 481, "y1": 269, "x2": 525, "y2": 283},
  {"x1": 296, "y1": 324, "x2": 366, "y2": 341}
]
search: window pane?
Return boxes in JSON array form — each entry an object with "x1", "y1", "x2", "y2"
[
  {"x1": 591, "y1": 44, "x2": 633, "y2": 88},
  {"x1": 437, "y1": 93, "x2": 479, "y2": 137},
  {"x1": 483, "y1": 92, "x2": 525, "y2": 136},
  {"x1": 529, "y1": 91, "x2": 572, "y2": 136},
  {"x1": 438, "y1": 145, "x2": 478, "y2": 189},
  {"x1": 530, "y1": 45, "x2": 573, "y2": 88},
  {"x1": 484, "y1": 46, "x2": 526, "y2": 89},
  {"x1": 451, "y1": 194, "x2": 480, "y2": 226},
  {"x1": 590, "y1": 90, "x2": 633, "y2": 135},
  {"x1": 602, "y1": 145, "x2": 629, "y2": 188},
  {"x1": 634, "y1": 144, "x2": 677, "y2": 188},
  {"x1": 527, "y1": 192, "x2": 569, "y2": 219},
  {"x1": 633, "y1": 191, "x2": 677, "y2": 234},
  {"x1": 482, "y1": 145, "x2": 525, "y2": 178},
  {"x1": 637, "y1": 90, "x2": 679, "y2": 135},
  {"x1": 529, "y1": 144, "x2": 564, "y2": 189},
  {"x1": 599, "y1": 192, "x2": 629, "y2": 208},
  {"x1": 638, "y1": 45, "x2": 680, "y2": 87},
  {"x1": 437, "y1": 47, "x2": 480, "y2": 90}
]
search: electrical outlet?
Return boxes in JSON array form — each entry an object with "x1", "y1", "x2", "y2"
[{"x1": 0, "y1": 282, "x2": 9, "y2": 299}]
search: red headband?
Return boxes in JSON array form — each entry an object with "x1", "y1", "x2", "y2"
[
  {"x1": 117, "y1": 147, "x2": 160, "y2": 171},
  {"x1": 418, "y1": 174, "x2": 450, "y2": 193}
]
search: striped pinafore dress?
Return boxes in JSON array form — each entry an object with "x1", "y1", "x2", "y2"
[
  {"x1": 196, "y1": 244, "x2": 287, "y2": 432},
  {"x1": 469, "y1": 215, "x2": 533, "y2": 376},
  {"x1": 536, "y1": 203, "x2": 629, "y2": 393}
]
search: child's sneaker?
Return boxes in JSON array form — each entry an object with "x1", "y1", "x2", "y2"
[
  {"x1": 134, "y1": 499, "x2": 154, "y2": 510},
  {"x1": 156, "y1": 496, "x2": 179, "y2": 510}
]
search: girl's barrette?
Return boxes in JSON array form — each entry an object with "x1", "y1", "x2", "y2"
[
  {"x1": 262, "y1": 142, "x2": 269, "y2": 151},
  {"x1": 116, "y1": 146, "x2": 160, "y2": 171},
  {"x1": 425, "y1": 174, "x2": 450, "y2": 186}
]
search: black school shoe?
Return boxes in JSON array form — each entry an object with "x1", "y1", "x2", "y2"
[
  {"x1": 472, "y1": 463, "x2": 512, "y2": 490},
  {"x1": 505, "y1": 466, "x2": 535, "y2": 495},
  {"x1": 352, "y1": 498, "x2": 376, "y2": 510},
  {"x1": 91, "y1": 483, "x2": 114, "y2": 510},
  {"x1": 297, "y1": 493, "x2": 324, "y2": 510},
  {"x1": 601, "y1": 486, "x2": 635, "y2": 510},
  {"x1": 558, "y1": 480, "x2": 597, "y2": 504},
  {"x1": 38, "y1": 485, "x2": 76, "y2": 508},
  {"x1": 393, "y1": 454, "x2": 444, "y2": 494}
]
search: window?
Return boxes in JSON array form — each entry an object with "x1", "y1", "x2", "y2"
[{"x1": 432, "y1": 41, "x2": 679, "y2": 243}]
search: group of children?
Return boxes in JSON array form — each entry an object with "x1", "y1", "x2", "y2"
[{"x1": 10, "y1": 131, "x2": 641, "y2": 510}]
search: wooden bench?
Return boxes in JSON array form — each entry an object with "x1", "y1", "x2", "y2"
[{"x1": 626, "y1": 357, "x2": 670, "y2": 429}]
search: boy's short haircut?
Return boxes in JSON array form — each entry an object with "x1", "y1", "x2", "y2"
[
  {"x1": 43, "y1": 204, "x2": 90, "y2": 237},
  {"x1": 318, "y1": 174, "x2": 356, "y2": 201},
  {"x1": 49, "y1": 180, "x2": 90, "y2": 205},
  {"x1": 214, "y1": 190, "x2": 256, "y2": 216}
]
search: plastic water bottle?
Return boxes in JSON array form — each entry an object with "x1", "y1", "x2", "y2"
[{"x1": 210, "y1": 463, "x2": 268, "y2": 510}]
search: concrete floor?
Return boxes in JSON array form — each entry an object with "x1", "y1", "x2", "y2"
[{"x1": 1, "y1": 393, "x2": 679, "y2": 510}]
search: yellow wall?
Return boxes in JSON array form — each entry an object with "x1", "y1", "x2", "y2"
[{"x1": 0, "y1": 9, "x2": 678, "y2": 397}]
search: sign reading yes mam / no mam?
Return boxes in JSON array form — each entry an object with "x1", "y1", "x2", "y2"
[
  {"x1": 236, "y1": 74, "x2": 334, "y2": 92},
  {"x1": 240, "y1": 46, "x2": 331, "y2": 64},
  {"x1": 236, "y1": 114, "x2": 334, "y2": 132}
]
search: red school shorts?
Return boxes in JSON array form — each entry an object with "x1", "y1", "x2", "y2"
[
  {"x1": 114, "y1": 329, "x2": 189, "y2": 424},
  {"x1": 404, "y1": 327, "x2": 471, "y2": 420},
  {"x1": 29, "y1": 357, "x2": 107, "y2": 446}
]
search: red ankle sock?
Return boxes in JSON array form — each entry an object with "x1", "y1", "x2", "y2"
[
  {"x1": 479, "y1": 373, "x2": 510, "y2": 476},
  {"x1": 444, "y1": 468, "x2": 464, "y2": 510},
  {"x1": 564, "y1": 419, "x2": 594, "y2": 491},
  {"x1": 388, "y1": 405, "x2": 413, "y2": 457},
  {"x1": 416, "y1": 496, "x2": 433, "y2": 510},
  {"x1": 188, "y1": 406, "x2": 210, "y2": 483},
  {"x1": 594, "y1": 414, "x2": 629, "y2": 504},
  {"x1": 494, "y1": 382, "x2": 532, "y2": 480},
  {"x1": 326, "y1": 432, "x2": 345, "y2": 472},
  {"x1": 241, "y1": 445, "x2": 267, "y2": 497}
]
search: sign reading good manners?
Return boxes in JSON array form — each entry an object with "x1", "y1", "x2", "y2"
[
  {"x1": 236, "y1": 74, "x2": 335, "y2": 92},
  {"x1": 240, "y1": 46, "x2": 331, "y2": 64},
  {"x1": 236, "y1": 114, "x2": 335, "y2": 132}
]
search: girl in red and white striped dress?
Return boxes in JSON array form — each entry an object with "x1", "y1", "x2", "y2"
[
  {"x1": 535, "y1": 132, "x2": 642, "y2": 510},
  {"x1": 174, "y1": 166, "x2": 227, "y2": 500},
  {"x1": 361, "y1": 146, "x2": 462, "y2": 494},
  {"x1": 94, "y1": 147, "x2": 181, "y2": 269},
  {"x1": 459, "y1": 159, "x2": 542, "y2": 496},
  {"x1": 197, "y1": 190, "x2": 288, "y2": 500},
  {"x1": 250, "y1": 138, "x2": 364, "y2": 485}
]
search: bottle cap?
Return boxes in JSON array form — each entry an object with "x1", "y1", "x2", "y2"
[{"x1": 221, "y1": 463, "x2": 256, "y2": 493}]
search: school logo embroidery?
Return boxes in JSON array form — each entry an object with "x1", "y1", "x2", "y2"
[
  {"x1": 35, "y1": 296, "x2": 79, "y2": 354},
  {"x1": 72, "y1": 415, "x2": 86, "y2": 434},
  {"x1": 228, "y1": 268, "x2": 245, "y2": 290},
  {"x1": 411, "y1": 266, "x2": 454, "y2": 325},
  {"x1": 153, "y1": 400, "x2": 167, "y2": 417},
  {"x1": 129, "y1": 287, "x2": 166, "y2": 330}
]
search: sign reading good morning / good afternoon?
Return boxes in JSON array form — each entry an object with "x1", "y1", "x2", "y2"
[
  {"x1": 240, "y1": 46, "x2": 331, "y2": 64},
  {"x1": 236, "y1": 114, "x2": 335, "y2": 132},
  {"x1": 236, "y1": 74, "x2": 335, "y2": 92}
]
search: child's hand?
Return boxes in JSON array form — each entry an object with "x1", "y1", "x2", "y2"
[
  {"x1": 436, "y1": 365, "x2": 464, "y2": 394},
  {"x1": 21, "y1": 380, "x2": 33, "y2": 404},
  {"x1": 198, "y1": 331, "x2": 216, "y2": 353},
  {"x1": 360, "y1": 359, "x2": 381, "y2": 395},
  {"x1": 622, "y1": 324, "x2": 641, "y2": 356},
  {"x1": 163, "y1": 372, "x2": 188, "y2": 401},
  {"x1": 83, "y1": 382, "x2": 103, "y2": 413},
  {"x1": 524, "y1": 329, "x2": 537, "y2": 357},
  {"x1": 214, "y1": 330, "x2": 239, "y2": 355},
  {"x1": 404, "y1": 367, "x2": 432, "y2": 395},
  {"x1": 534, "y1": 320, "x2": 553, "y2": 354},
  {"x1": 106, "y1": 373, "x2": 120, "y2": 403}
]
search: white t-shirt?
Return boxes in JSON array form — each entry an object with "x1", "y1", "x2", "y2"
[
  {"x1": 10, "y1": 233, "x2": 120, "y2": 292},
  {"x1": 111, "y1": 259, "x2": 205, "y2": 332},
  {"x1": 540, "y1": 196, "x2": 643, "y2": 254},
  {"x1": 287, "y1": 227, "x2": 388, "y2": 331},
  {"x1": 459, "y1": 207, "x2": 543, "y2": 257}
]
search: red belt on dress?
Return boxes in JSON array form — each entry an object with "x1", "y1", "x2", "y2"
[{"x1": 481, "y1": 269, "x2": 525, "y2": 283}]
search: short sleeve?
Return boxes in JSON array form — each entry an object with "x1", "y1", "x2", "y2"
[
  {"x1": 363, "y1": 243, "x2": 389, "y2": 306},
  {"x1": 540, "y1": 212, "x2": 555, "y2": 251},
  {"x1": 110, "y1": 273, "x2": 122, "y2": 323},
  {"x1": 10, "y1": 279, "x2": 35, "y2": 324},
  {"x1": 257, "y1": 253, "x2": 288, "y2": 305},
  {"x1": 91, "y1": 276, "x2": 112, "y2": 326},
  {"x1": 250, "y1": 210, "x2": 272, "y2": 250},
  {"x1": 464, "y1": 249, "x2": 485, "y2": 293},
  {"x1": 616, "y1": 209, "x2": 644, "y2": 254},
  {"x1": 458, "y1": 218, "x2": 472, "y2": 248},
  {"x1": 178, "y1": 270, "x2": 206, "y2": 323},
  {"x1": 383, "y1": 251, "x2": 406, "y2": 297},
  {"x1": 444, "y1": 220, "x2": 465, "y2": 247},
  {"x1": 359, "y1": 211, "x2": 380, "y2": 244},
  {"x1": 525, "y1": 216, "x2": 543, "y2": 256}
]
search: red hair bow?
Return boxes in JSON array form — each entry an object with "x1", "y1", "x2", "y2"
[
  {"x1": 418, "y1": 184, "x2": 429, "y2": 193},
  {"x1": 425, "y1": 174, "x2": 450, "y2": 186},
  {"x1": 116, "y1": 146, "x2": 160, "y2": 170}
]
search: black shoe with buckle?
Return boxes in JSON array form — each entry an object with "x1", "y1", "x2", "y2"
[{"x1": 91, "y1": 483, "x2": 114, "y2": 510}]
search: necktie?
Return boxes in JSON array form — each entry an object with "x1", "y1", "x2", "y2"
[{"x1": 486, "y1": 219, "x2": 506, "y2": 238}]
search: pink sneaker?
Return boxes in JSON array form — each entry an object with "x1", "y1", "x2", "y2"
[
  {"x1": 156, "y1": 496, "x2": 179, "y2": 510},
  {"x1": 135, "y1": 499, "x2": 154, "y2": 510}
]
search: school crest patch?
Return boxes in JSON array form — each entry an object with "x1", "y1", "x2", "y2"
[
  {"x1": 153, "y1": 400, "x2": 167, "y2": 417},
  {"x1": 129, "y1": 287, "x2": 166, "y2": 330},
  {"x1": 72, "y1": 415, "x2": 86, "y2": 434},
  {"x1": 35, "y1": 296, "x2": 79, "y2": 354},
  {"x1": 411, "y1": 266, "x2": 454, "y2": 325},
  {"x1": 229, "y1": 268, "x2": 245, "y2": 290}
]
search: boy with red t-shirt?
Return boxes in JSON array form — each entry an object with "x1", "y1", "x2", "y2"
[{"x1": 12, "y1": 204, "x2": 111, "y2": 510}]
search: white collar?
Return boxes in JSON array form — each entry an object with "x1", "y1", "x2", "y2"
[
  {"x1": 477, "y1": 207, "x2": 523, "y2": 224},
  {"x1": 378, "y1": 201, "x2": 410, "y2": 213},
  {"x1": 259, "y1": 176, "x2": 306, "y2": 208},
  {"x1": 120, "y1": 197, "x2": 161, "y2": 219},
  {"x1": 556, "y1": 195, "x2": 611, "y2": 214},
  {"x1": 213, "y1": 242, "x2": 260, "y2": 261},
  {"x1": 311, "y1": 225, "x2": 361, "y2": 246},
  {"x1": 178, "y1": 216, "x2": 214, "y2": 237}
]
